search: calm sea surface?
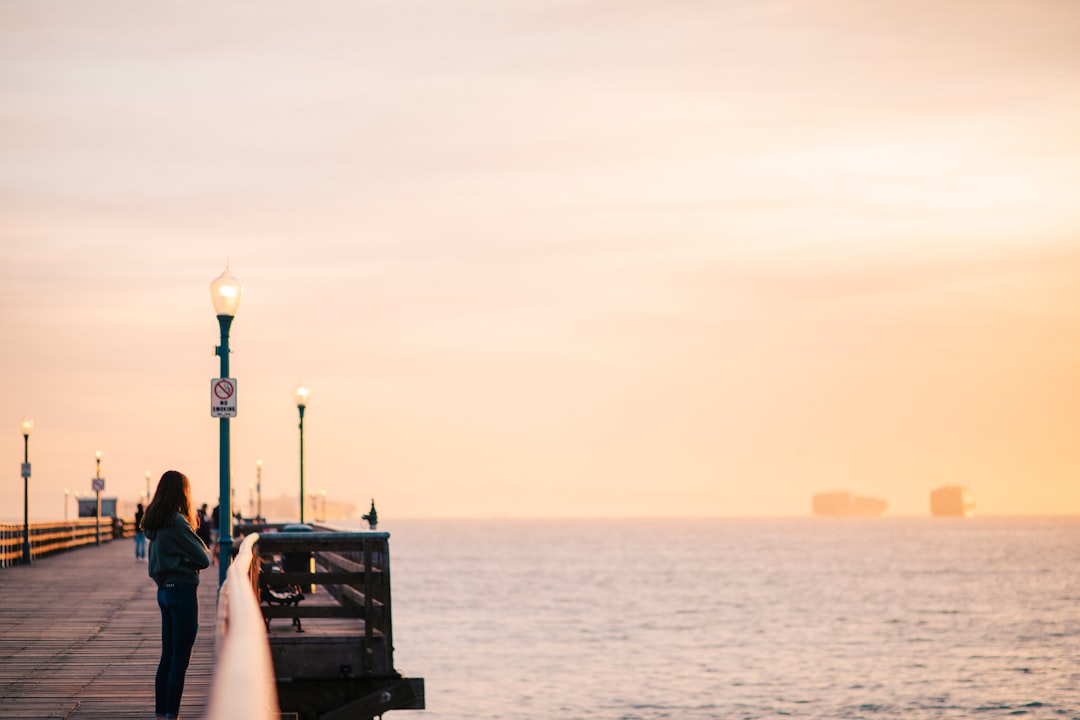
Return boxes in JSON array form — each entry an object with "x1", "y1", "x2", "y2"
[{"x1": 368, "y1": 518, "x2": 1080, "y2": 720}]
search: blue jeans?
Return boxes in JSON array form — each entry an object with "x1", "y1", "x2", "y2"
[
  {"x1": 134, "y1": 531, "x2": 146, "y2": 558},
  {"x1": 156, "y1": 584, "x2": 199, "y2": 718}
]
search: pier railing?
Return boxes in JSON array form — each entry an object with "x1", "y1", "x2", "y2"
[
  {"x1": 256, "y1": 530, "x2": 396, "y2": 673},
  {"x1": 0, "y1": 518, "x2": 132, "y2": 567},
  {"x1": 207, "y1": 532, "x2": 278, "y2": 720},
  {"x1": 224, "y1": 524, "x2": 423, "y2": 719}
]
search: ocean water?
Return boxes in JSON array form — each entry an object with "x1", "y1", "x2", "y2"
[{"x1": 373, "y1": 518, "x2": 1080, "y2": 720}]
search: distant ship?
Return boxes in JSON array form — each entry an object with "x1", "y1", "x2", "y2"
[
  {"x1": 930, "y1": 486, "x2": 975, "y2": 517},
  {"x1": 812, "y1": 491, "x2": 888, "y2": 517}
]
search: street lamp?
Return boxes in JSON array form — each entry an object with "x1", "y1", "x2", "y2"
[
  {"x1": 211, "y1": 264, "x2": 243, "y2": 584},
  {"x1": 20, "y1": 416, "x2": 33, "y2": 564},
  {"x1": 320, "y1": 489, "x2": 327, "y2": 522},
  {"x1": 94, "y1": 450, "x2": 103, "y2": 546},
  {"x1": 248, "y1": 483, "x2": 254, "y2": 519},
  {"x1": 295, "y1": 385, "x2": 309, "y2": 523},
  {"x1": 256, "y1": 459, "x2": 263, "y2": 521},
  {"x1": 64, "y1": 488, "x2": 70, "y2": 522},
  {"x1": 145, "y1": 470, "x2": 151, "y2": 502}
]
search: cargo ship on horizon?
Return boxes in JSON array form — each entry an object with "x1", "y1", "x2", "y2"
[
  {"x1": 812, "y1": 491, "x2": 888, "y2": 517},
  {"x1": 930, "y1": 485, "x2": 975, "y2": 517}
]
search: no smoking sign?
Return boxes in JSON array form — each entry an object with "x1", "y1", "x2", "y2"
[{"x1": 211, "y1": 377, "x2": 238, "y2": 418}]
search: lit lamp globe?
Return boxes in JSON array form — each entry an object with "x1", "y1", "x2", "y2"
[
  {"x1": 295, "y1": 385, "x2": 310, "y2": 408},
  {"x1": 210, "y1": 267, "x2": 243, "y2": 317},
  {"x1": 20, "y1": 416, "x2": 33, "y2": 437}
]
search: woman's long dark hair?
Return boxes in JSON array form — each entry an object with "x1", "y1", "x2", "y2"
[{"x1": 143, "y1": 470, "x2": 197, "y2": 531}]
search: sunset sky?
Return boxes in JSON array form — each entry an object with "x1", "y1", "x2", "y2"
[{"x1": 3, "y1": 0, "x2": 1079, "y2": 520}]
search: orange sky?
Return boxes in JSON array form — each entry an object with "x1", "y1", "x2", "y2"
[{"x1": 3, "y1": 1, "x2": 1080, "y2": 519}]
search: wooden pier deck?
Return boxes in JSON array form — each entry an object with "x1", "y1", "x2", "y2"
[{"x1": 0, "y1": 537, "x2": 218, "y2": 720}]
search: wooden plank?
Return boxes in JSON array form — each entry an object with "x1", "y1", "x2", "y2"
[
  {"x1": 320, "y1": 677, "x2": 425, "y2": 720},
  {"x1": 257, "y1": 533, "x2": 389, "y2": 554},
  {"x1": 262, "y1": 605, "x2": 367, "y2": 620},
  {"x1": 261, "y1": 570, "x2": 368, "y2": 586}
]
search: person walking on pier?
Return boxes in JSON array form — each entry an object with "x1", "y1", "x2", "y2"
[
  {"x1": 144, "y1": 471, "x2": 211, "y2": 720},
  {"x1": 134, "y1": 502, "x2": 146, "y2": 560},
  {"x1": 195, "y1": 503, "x2": 213, "y2": 549}
]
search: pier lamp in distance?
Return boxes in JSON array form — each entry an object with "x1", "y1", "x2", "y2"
[
  {"x1": 295, "y1": 385, "x2": 309, "y2": 524},
  {"x1": 20, "y1": 416, "x2": 33, "y2": 563}
]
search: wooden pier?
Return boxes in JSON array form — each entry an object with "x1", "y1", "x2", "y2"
[
  {"x1": 1, "y1": 524, "x2": 424, "y2": 720},
  {"x1": 0, "y1": 536, "x2": 217, "y2": 719}
]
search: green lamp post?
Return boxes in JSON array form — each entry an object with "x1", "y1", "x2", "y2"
[
  {"x1": 256, "y1": 458, "x2": 263, "y2": 521},
  {"x1": 294, "y1": 385, "x2": 309, "y2": 523},
  {"x1": 94, "y1": 450, "x2": 103, "y2": 546},
  {"x1": 211, "y1": 265, "x2": 242, "y2": 585},
  {"x1": 20, "y1": 416, "x2": 33, "y2": 564}
]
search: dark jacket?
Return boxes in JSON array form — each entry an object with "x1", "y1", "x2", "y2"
[
  {"x1": 146, "y1": 512, "x2": 211, "y2": 587},
  {"x1": 196, "y1": 510, "x2": 213, "y2": 546}
]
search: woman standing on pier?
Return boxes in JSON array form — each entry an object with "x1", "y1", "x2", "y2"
[{"x1": 143, "y1": 471, "x2": 211, "y2": 720}]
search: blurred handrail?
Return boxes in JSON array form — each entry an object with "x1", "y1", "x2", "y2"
[{"x1": 206, "y1": 532, "x2": 279, "y2": 720}]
